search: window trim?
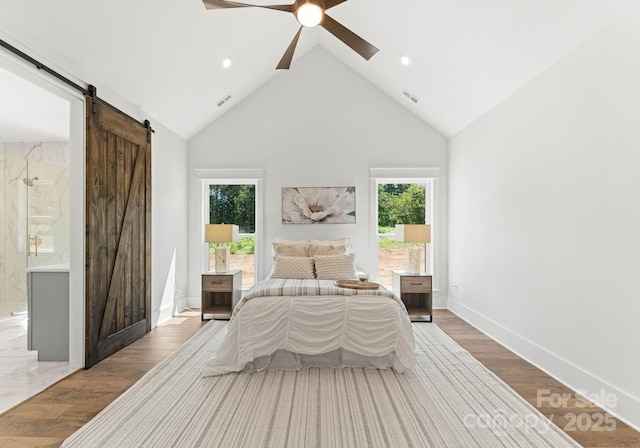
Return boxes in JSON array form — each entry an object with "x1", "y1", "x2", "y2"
[
  {"x1": 369, "y1": 168, "x2": 441, "y2": 291},
  {"x1": 196, "y1": 169, "x2": 264, "y2": 283}
]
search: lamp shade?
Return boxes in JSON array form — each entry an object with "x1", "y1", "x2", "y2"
[
  {"x1": 394, "y1": 224, "x2": 431, "y2": 244},
  {"x1": 205, "y1": 224, "x2": 239, "y2": 243}
]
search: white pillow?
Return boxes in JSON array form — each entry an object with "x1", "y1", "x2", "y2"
[
  {"x1": 271, "y1": 256, "x2": 315, "y2": 279},
  {"x1": 314, "y1": 253, "x2": 357, "y2": 280},
  {"x1": 272, "y1": 238, "x2": 310, "y2": 257},
  {"x1": 308, "y1": 237, "x2": 351, "y2": 257}
]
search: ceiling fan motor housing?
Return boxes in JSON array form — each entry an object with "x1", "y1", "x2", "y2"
[{"x1": 295, "y1": 0, "x2": 325, "y2": 27}]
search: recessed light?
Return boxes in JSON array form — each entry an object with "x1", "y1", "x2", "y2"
[
  {"x1": 400, "y1": 55, "x2": 411, "y2": 66},
  {"x1": 221, "y1": 57, "x2": 232, "y2": 69}
]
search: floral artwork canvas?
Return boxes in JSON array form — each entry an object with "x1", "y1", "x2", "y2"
[{"x1": 282, "y1": 187, "x2": 356, "y2": 224}]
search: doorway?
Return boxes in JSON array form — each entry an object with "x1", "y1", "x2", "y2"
[{"x1": 0, "y1": 62, "x2": 78, "y2": 413}]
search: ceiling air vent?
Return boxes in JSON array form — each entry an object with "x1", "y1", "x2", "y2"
[
  {"x1": 402, "y1": 90, "x2": 419, "y2": 104},
  {"x1": 217, "y1": 94, "x2": 232, "y2": 107}
]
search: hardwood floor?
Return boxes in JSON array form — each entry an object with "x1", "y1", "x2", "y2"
[
  {"x1": 433, "y1": 310, "x2": 640, "y2": 448},
  {"x1": 0, "y1": 309, "x2": 637, "y2": 447}
]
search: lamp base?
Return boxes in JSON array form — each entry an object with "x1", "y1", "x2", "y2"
[
  {"x1": 405, "y1": 245, "x2": 421, "y2": 274},
  {"x1": 215, "y1": 245, "x2": 230, "y2": 272}
]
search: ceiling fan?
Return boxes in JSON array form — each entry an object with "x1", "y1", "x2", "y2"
[{"x1": 202, "y1": 0, "x2": 379, "y2": 70}]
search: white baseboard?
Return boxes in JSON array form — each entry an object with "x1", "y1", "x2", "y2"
[
  {"x1": 447, "y1": 297, "x2": 640, "y2": 431},
  {"x1": 185, "y1": 295, "x2": 201, "y2": 311},
  {"x1": 157, "y1": 302, "x2": 176, "y2": 326},
  {"x1": 432, "y1": 290, "x2": 446, "y2": 309},
  {"x1": 172, "y1": 296, "x2": 186, "y2": 315}
]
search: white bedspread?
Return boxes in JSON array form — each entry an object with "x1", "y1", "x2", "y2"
[{"x1": 202, "y1": 278, "x2": 416, "y2": 376}]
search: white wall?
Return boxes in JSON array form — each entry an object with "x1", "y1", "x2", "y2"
[
  {"x1": 188, "y1": 47, "x2": 448, "y2": 307},
  {"x1": 150, "y1": 120, "x2": 189, "y2": 326},
  {"x1": 449, "y1": 15, "x2": 640, "y2": 429}
]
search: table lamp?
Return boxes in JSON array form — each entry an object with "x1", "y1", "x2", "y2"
[
  {"x1": 395, "y1": 224, "x2": 431, "y2": 274},
  {"x1": 205, "y1": 224, "x2": 239, "y2": 272}
]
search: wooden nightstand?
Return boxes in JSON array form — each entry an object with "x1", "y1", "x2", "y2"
[
  {"x1": 201, "y1": 270, "x2": 242, "y2": 320},
  {"x1": 391, "y1": 270, "x2": 432, "y2": 322}
]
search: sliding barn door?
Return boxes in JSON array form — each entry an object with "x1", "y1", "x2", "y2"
[{"x1": 85, "y1": 95, "x2": 151, "y2": 368}]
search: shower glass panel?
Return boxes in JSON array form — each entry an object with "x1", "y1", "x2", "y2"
[
  {"x1": 24, "y1": 158, "x2": 68, "y2": 268},
  {"x1": 0, "y1": 142, "x2": 70, "y2": 318}
]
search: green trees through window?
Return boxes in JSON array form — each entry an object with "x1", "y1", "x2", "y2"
[
  {"x1": 377, "y1": 183, "x2": 428, "y2": 285},
  {"x1": 209, "y1": 184, "x2": 256, "y2": 234},
  {"x1": 208, "y1": 184, "x2": 256, "y2": 286},
  {"x1": 378, "y1": 183, "x2": 426, "y2": 232}
]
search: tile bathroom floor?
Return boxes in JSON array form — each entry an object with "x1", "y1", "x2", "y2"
[{"x1": 0, "y1": 314, "x2": 77, "y2": 414}]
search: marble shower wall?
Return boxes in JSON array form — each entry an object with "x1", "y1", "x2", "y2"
[{"x1": 1, "y1": 141, "x2": 70, "y2": 317}]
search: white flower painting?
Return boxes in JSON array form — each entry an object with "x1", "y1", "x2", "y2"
[{"x1": 282, "y1": 187, "x2": 356, "y2": 224}]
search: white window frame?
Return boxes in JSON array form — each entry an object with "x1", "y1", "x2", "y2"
[
  {"x1": 369, "y1": 168, "x2": 441, "y2": 291},
  {"x1": 196, "y1": 169, "x2": 264, "y2": 285}
]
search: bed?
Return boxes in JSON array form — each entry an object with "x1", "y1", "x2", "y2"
[{"x1": 202, "y1": 237, "x2": 416, "y2": 377}]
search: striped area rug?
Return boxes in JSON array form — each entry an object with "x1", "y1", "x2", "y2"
[{"x1": 62, "y1": 321, "x2": 581, "y2": 447}]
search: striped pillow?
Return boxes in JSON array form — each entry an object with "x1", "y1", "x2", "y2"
[
  {"x1": 314, "y1": 253, "x2": 357, "y2": 280},
  {"x1": 271, "y1": 256, "x2": 315, "y2": 279}
]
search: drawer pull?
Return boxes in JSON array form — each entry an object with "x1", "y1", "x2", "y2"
[
  {"x1": 410, "y1": 282, "x2": 423, "y2": 286},
  {"x1": 210, "y1": 281, "x2": 223, "y2": 284}
]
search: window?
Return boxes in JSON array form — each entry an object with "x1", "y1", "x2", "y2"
[
  {"x1": 207, "y1": 183, "x2": 256, "y2": 287},
  {"x1": 377, "y1": 181, "x2": 432, "y2": 286}
]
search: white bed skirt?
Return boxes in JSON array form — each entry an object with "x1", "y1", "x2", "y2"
[{"x1": 246, "y1": 348, "x2": 396, "y2": 372}]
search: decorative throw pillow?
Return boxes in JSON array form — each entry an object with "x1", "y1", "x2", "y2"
[
  {"x1": 272, "y1": 238, "x2": 310, "y2": 257},
  {"x1": 314, "y1": 253, "x2": 357, "y2": 280},
  {"x1": 308, "y1": 237, "x2": 351, "y2": 257},
  {"x1": 271, "y1": 256, "x2": 315, "y2": 279}
]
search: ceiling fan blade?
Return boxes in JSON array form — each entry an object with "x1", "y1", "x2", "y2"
[
  {"x1": 202, "y1": 0, "x2": 293, "y2": 12},
  {"x1": 320, "y1": 14, "x2": 379, "y2": 61},
  {"x1": 276, "y1": 27, "x2": 303, "y2": 70},
  {"x1": 323, "y1": 0, "x2": 349, "y2": 10},
  {"x1": 202, "y1": 0, "x2": 253, "y2": 9}
]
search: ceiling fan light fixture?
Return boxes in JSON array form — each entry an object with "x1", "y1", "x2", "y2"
[
  {"x1": 296, "y1": 2, "x2": 323, "y2": 27},
  {"x1": 202, "y1": 0, "x2": 379, "y2": 69}
]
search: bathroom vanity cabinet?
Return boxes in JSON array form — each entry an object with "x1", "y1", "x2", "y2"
[{"x1": 27, "y1": 265, "x2": 69, "y2": 361}]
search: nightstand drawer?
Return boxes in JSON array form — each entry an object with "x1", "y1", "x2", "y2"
[
  {"x1": 202, "y1": 276, "x2": 232, "y2": 292},
  {"x1": 401, "y1": 276, "x2": 432, "y2": 293}
]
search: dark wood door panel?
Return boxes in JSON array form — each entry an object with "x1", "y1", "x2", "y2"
[
  {"x1": 85, "y1": 97, "x2": 151, "y2": 368},
  {"x1": 92, "y1": 102, "x2": 148, "y2": 145}
]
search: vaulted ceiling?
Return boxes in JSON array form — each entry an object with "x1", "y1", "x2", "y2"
[{"x1": 0, "y1": 0, "x2": 638, "y2": 141}]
